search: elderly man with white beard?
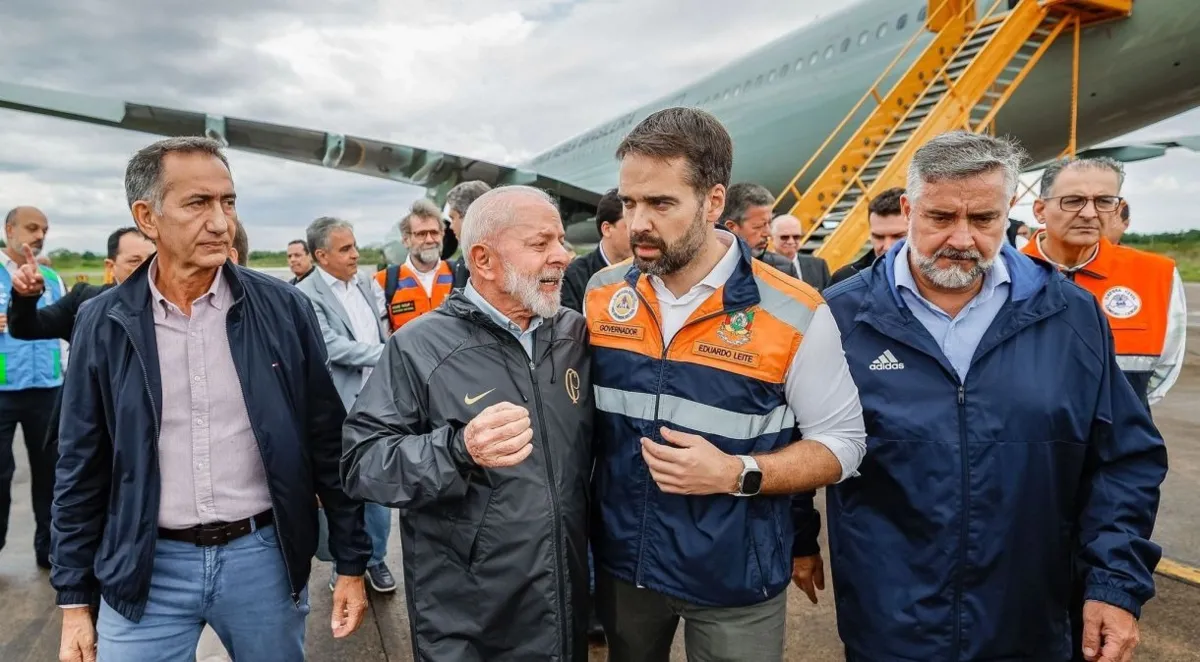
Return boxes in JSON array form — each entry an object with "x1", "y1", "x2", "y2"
[
  {"x1": 820, "y1": 130, "x2": 1166, "y2": 662},
  {"x1": 341, "y1": 185, "x2": 595, "y2": 662}
]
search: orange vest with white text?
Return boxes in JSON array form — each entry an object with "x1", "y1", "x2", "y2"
[
  {"x1": 1021, "y1": 234, "x2": 1174, "y2": 403},
  {"x1": 374, "y1": 261, "x2": 454, "y2": 333}
]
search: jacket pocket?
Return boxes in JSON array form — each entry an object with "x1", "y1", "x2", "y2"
[{"x1": 447, "y1": 476, "x2": 495, "y2": 571}]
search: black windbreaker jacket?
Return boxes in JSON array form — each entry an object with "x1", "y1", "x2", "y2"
[{"x1": 342, "y1": 290, "x2": 594, "y2": 662}]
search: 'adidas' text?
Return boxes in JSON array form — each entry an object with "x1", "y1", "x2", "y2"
[{"x1": 870, "y1": 350, "x2": 905, "y2": 371}]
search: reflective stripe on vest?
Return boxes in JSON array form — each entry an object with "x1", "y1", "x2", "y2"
[
  {"x1": 0, "y1": 265, "x2": 66, "y2": 390},
  {"x1": 1021, "y1": 237, "x2": 1173, "y2": 396},
  {"x1": 375, "y1": 261, "x2": 453, "y2": 332},
  {"x1": 594, "y1": 386, "x2": 796, "y2": 440}
]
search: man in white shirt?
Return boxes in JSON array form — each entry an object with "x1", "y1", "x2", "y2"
[
  {"x1": 583, "y1": 107, "x2": 866, "y2": 662},
  {"x1": 295, "y1": 216, "x2": 396, "y2": 594}
]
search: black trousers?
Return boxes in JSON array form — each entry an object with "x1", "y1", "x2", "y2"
[{"x1": 0, "y1": 387, "x2": 61, "y2": 559}]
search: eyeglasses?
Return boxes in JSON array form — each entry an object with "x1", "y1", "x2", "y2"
[
  {"x1": 1043, "y1": 195, "x2": 1123, "y2": 213},
  {"x1": 776, "y1": 234, "x2": 803, "y2": 242}
]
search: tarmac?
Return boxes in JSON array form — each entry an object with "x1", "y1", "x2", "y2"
[{"x1": 0, "y1": 282, "x2": 1197, "y2": 661}]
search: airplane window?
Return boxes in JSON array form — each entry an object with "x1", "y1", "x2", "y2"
[
  {"x1": 756, "y1": 74, "x2": 764, "y2": 87},
  {"x1": 918, "y1": 6, "x2": 927, "y2": 21},
  {"x1": 859, "y1": 31, "x2": 869, "y2": 45},
  {"x1": 842, "y1": 37, "x2": 851, "y2": 52},
  {"x1": 877, "y1": 22, "x2": 888, "y2": 38},
  {"x1": 743, "y1": 81, "x2": 752, "y2": 93},
  {"x1": 795, "y1": 57, "x2": 804, "y2": 71},
  {"x1": 780, "y1": 62, "x2": 790, "y2": 76},
  {"x1": 733, "y1": 87, "x2": 740, "y2": 97},
  {"x1": 768, "y1": 70, "x2": 776, "y2": 83},
  {"x1": 897, "y1": 14, "x2": 908, "y2": 30},
  {"x1": 825, "y1": 45, "x2": 834, "y2": 59},
  {"x1": 810, "y1": 52, "x2": 819, "y2": 65}
]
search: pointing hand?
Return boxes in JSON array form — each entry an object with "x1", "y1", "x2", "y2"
[
  {"x1": 465, "y1": 401, "x2": 533, "y2": 468},
  {"x1": 11, "y1": 244, "x2": 45, "y2": 297}
]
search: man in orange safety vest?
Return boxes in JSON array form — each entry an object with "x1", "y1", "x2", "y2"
[{"x1": 376, "y1": 199, "x2": 455, "y2": 334}]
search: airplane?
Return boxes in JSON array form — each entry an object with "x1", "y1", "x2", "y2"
[{"x1": 2, "y1": 0, "x2": 1199, "y2": 257}]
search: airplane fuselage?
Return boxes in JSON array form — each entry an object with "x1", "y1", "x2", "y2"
[{"x1": 526, "y1": 0, "x2": 1200, "y2": 207}]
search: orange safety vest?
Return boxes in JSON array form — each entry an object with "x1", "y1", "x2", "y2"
[
  {"x1": 582, "y1": 244, "x2": 823, "y2": 606},
  {"x1": 374, "y1": 261, "x2": 454, "y2": 333},
  {"x1": 1021, "y1": 234, "x2": 1174, "y2": 400}
]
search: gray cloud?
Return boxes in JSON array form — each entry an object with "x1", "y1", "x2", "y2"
[{"x1": 0, "y1": 0, "x2": 1198, "y2": 255}]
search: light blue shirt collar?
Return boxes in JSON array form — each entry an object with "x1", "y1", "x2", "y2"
[
  {"x1": 892, "y1": 243, "x2": 1012, "y2": 381},
  {"x1": 462, "y1": 280, "x2": 543, "y2": 358},
  {"x1": 893, "y1": 243, "x2": 1011, "y2": 313}
]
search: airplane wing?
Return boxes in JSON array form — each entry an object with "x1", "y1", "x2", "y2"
[
  {"x1": 0, "y1": 80, "x2": 602, "y2": 222},
  {"x1": 1074, "y1": 135, "x2": 1200, "y2": 163},
  {"x1": 1027, "y1": 135, "x2": 1200, "y2": 168}
]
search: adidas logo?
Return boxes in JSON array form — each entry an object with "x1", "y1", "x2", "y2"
[{"x1": 869, "y1": 350, "x2": 905, "y2": 371}]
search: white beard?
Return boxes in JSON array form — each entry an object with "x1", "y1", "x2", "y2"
[{"x1": 503, "y1": 263, "x2": 563, "y2": 319}]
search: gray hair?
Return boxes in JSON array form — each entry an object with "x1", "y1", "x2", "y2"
[
  {"x1": 460, "y1": 186, "x2": 557, "y2": 270},
  {"x1": 1038, "y1": 156, "x2": 1125, "y2": 197},
  {"x1": 719, "y1": 182, "x2": 775, "y2": 225},
  {"x1": 769, "y1": 214, "x2": 800, "y2": 234},
  {"x1": 445, "y1": 180, "x2": 493, "y2": 218},
  {"x1": 306, "y1": 216, "x2": 355, "y2": 254},
  {"x1": 399, "y1": 198, "x2": 444, "y2": 236},
  {"x1": 124, "y1": 136, "x2": 230, "y2": 210},
  {"x1": 906, "y1": 131, "x2": 1026, "y2": 202}
]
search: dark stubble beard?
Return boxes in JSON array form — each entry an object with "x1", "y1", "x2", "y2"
[{"x1": 631, "y1": 204, "x2": 708, "y2": 277}]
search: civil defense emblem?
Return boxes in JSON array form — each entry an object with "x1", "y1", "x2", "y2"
[
  {"x1": 608, "y1": 286, "x2": 638, "y2": 322},
  {"x1": 717, "y1": 309, "x2": 755, "y2": 347},
  {"x1": 1102, "y1": 286, "x2": 1141, "y2": 319}
]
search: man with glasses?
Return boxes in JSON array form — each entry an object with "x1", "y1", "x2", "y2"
[
  {"x1": 1023, "y1": 157, "x2": 1187, "y2": 408},
  {"x1": 768, "y1": 213, "x2": 832, "y2": 291},
  {"x1": 376, "y1": 199, "x2": 455, "y2": 336}
]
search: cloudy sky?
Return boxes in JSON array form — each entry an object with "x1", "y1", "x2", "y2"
[{"x1": 1, "y1": 0, "x2": 1198, "y2": 254}]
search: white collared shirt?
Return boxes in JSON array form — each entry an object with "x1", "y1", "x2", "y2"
[
  {"x1": 405, "y1": 255, "x2": 439, "y2": 297},
  {"x1": 645, "y1": 233, "x2": 866, "y2": 482},
  {"x1": 318, "y1": 267, "x2": 384, "y2": 387}
]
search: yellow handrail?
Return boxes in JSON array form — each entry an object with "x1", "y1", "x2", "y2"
[
  {"x1": 791, "y1": 0, "x2": 1015, "y2": 251},
  {"x1": 971, "y1": 14, "x2": 1070, "y2": 131},
  {"x1": 772, "y1": 0, "x2": 961, "y2": 210}
]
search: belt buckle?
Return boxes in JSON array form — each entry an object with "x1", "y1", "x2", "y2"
[{"x1": 193, "y1": 523, "x2": 233, "y2": 547}]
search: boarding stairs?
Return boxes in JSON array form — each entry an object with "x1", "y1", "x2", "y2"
[{"x1": 773, "y1": 0, "x2": 1133, "y2": 270}]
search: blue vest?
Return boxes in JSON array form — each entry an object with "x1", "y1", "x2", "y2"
[{"x1": 0, "y1": 265, "x2": 66, "y2": 391}]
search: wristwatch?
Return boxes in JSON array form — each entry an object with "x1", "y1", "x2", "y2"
[{"x1": 731, "y1": 455, "x2": 762, "y2": 497}]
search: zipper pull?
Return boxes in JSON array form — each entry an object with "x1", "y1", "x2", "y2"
[{"x1": 957, "y1": 385, "x2": 965, "y2": 405}]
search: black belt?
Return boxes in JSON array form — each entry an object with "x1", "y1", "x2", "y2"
[{"x1": 158, "y1": 509, "x2": 274, "y2": 547}]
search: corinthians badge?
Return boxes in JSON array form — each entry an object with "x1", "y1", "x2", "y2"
[{"x1": 1102, "y1": 286, "x2": 1141, "y2": 319}]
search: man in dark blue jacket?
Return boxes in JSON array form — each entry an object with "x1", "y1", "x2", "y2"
[
  {"x1": 823, "y1": 131, "x2": 1166, "y2": 662},
  {"x1": 52, "y1": 136, "x2": 372, "y2": 662}
]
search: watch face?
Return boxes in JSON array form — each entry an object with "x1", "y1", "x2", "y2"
[{"x1": 741, "y1": 469, "x2": 763, "y2": 495}]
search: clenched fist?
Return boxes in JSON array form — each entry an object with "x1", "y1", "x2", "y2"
[{"x1": 465, "y1": 402, "x2": 533, "y2": 468}]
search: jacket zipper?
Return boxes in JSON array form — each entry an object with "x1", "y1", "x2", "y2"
[
  {"x1": 226, "y1": 311, "x2": 299, "y2": 603},
  {"x1": 110, "y1": 313, "x2": 163, "y2": 602},
  {"x1": 954, "y1": 381, "x2": 967, "y2": 658},
  {"x1": 628, "y1": 286, "x2": 730, "y2": 588},
  {"x1": 525, "y1": 349, "x2": 569, "y2": 660}
]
